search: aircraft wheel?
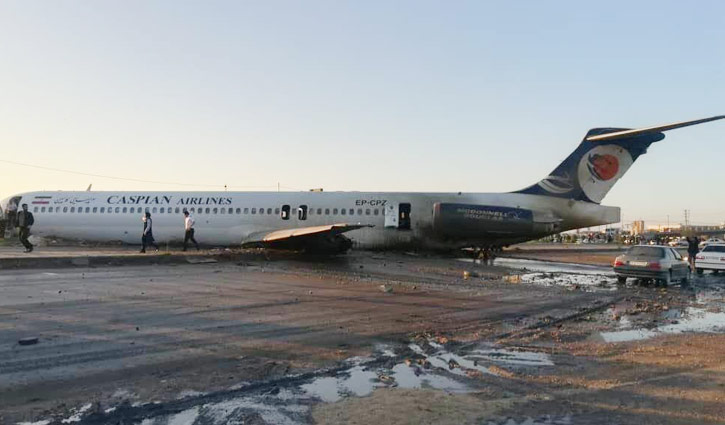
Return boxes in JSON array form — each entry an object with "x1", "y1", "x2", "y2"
[{"x1": 617, "y1": 276, "x2": 627, "y2": 284}]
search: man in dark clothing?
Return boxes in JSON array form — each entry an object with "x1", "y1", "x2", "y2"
[
  {"x1": 182, "y1": 210, "x2": 199, "y2": 251},
  {"x1": 16, "y1": 203, "x2": 34, "y2": 253},
  {"x1": 687, "y1": 236, "x2": 700, "y2": 272},
  {"x1": 140, "y1": 212, "x2": 159, "y2": 253}
]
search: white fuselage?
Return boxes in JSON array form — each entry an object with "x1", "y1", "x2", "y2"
[{"x1": 2, "y1": 191, "x2": 619, "y2": 249}]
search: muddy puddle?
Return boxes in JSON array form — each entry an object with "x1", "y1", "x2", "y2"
[
  {"x1": 492, "y1": 257, "x2": 613, "y2": 276},
  {"x1": 39, "y1": 342, "x2": 554, "y2": 425},
  {"x1": 597, "y1": 306, "x2": 725, "y2": 342},
  {"x1": 461, "y1": 257, "x2": 617, "y2": 291}
]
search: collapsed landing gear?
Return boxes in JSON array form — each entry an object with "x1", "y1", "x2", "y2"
[{"x1": 471, "y1": 245, "x2": 501, "y2": 265}]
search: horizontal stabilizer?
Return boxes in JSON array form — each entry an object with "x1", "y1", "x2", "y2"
[{"x1": 586, "y1": 115, "x2": 725, "y2": 142}]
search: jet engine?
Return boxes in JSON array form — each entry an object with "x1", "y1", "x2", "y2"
[{"x1": 433, "y1": 203, "x2": 557, "y2": 240}]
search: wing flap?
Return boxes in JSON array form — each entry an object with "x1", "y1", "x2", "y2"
[{"x1": 242, "y1": 223, "x2": 374, "y2": 251}]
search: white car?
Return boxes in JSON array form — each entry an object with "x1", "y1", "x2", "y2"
[
  {"x1": 695, "y1": 243, "x2": 725, "y2": 274},
  {"x1": 668, "y1": 238, "x2": 689, "y2": 248},
  {"x1": 699, "y1": 238, "x2": 725, "y2": 249}
]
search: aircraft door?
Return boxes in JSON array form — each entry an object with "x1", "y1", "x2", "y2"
[
  {"x1": 398, "y1": 203, "x2": 411, "y2": 230},
  {"x1": 384, "y1": 204, "x2": 398, "y2": 228}
]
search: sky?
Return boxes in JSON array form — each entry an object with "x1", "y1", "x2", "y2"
[{"x1": 1, "y1": 1, "x2": 724, "y2": 226}]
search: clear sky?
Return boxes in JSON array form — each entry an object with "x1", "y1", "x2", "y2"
[{"x1": 1, "y1": 1, "x2": 723, "y2": 225}]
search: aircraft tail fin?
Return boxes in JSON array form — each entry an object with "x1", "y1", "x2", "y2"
[{"x1": 515, "y1": 116, "x2": 725, "y2": 203}]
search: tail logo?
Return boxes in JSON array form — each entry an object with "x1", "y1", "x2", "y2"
[
  {"x1": 577, "y1": 145, "x2": 633, "y2": 203},
  {"x1": 586, "y1": 153, "x2": 619, "y2": 181}
]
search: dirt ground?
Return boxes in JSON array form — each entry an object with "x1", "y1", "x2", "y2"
[{"x1": 1, "y1": 246, "x2": 724, "y2": 424}]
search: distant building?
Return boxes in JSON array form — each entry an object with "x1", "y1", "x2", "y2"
[{"x1": 632, "y1": 220, "x2": 645, "y2": 235}]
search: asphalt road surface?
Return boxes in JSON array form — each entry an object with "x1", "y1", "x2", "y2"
[{"x1": 1, "y1": 249, "x2": 724, "y2": 424}]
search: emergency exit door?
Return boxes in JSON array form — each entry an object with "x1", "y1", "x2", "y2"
[
  {"x1": 384, "y1": 203, "x2": 411, "y2": 230},
  {"x1": 398, "y1": 203, "x2": 411, "y2": 230}
]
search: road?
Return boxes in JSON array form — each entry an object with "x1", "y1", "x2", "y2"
[{"x1": 1, "y1": 249, "x2": 724, "y2": 424}]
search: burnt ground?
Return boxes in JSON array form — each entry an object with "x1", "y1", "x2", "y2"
[{"x1": 0, "y1": 246, "x2": 724, "y2": 424}]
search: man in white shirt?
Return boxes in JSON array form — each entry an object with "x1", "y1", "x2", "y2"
[{"x1": 183, "y1": 210, "x2": 200, "y2": 251}]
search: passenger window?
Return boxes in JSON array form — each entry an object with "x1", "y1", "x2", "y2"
[
  {"x1": 236, "y1": 208, "x2": 241, "y2": 214},
  {"x1": 341, "y1": 209, "x2": 346, "y2": 215},
  {"x1": 274, "y1": 208, "x2": 280, "y2": 215},
  {"x1": 64, "y1": 207, "x2": 69, "y2": 213},
  {"x1": 349, "y1": 208, "x2": 354, "y2": 215},
  {"x1": 281, "y1": 205, "x2": 290, "y2": 220},
  {"x1": 325, "y1": 208, "x2": 330, "y2": 215},
  {"x1": 152, "y1": 207, "x2": 157, "y2": 213},
  {"x1": 71, "y1": 207, "x2": 76, "y2": 213},
  {"x1": 220, "y1": 208, "x2": 225, "y2": 214},
  {"x1": 85, "y1": 207, "x2": 90, "y2": 213},
  {"x1": 41, "y1": 207, "x2": 46, "y2": 213},
  {"x1": 123, "y1": 207, "x2": 128, "y2": 213},
  {"x1": 333, "y1": 208, "x2": 338, "y2": 215},
  {"x1": 115, "y1": 207, "x2": 120, "y2": 213},
  {"x1": 357, "y1": 209, "x2": 362, "y2": 215},
  {"x1": 298, "y1": 205, "x2": 308, "y2": 220},
  {"x1": 175, "y1": 207, "x2": 180, "y2": 214},
  {"x1": 259, "y1": 208, "x2": 265, "y2": 215},
  {"x1": 228, "y1": 208, "x2": 233, "y2": 214},
  {"x1": 92, "y1": 207, "x2": 97, "y2": 213},
  {"x1": 205, "y1": 208, "x2": 210, "y2": 214},
  {"x1": 374, "y1": 209, "x2": 379, "y2": 216},
  {"x1": 145, "y1": 207, "x2": 150, "y2": 212},
  {"x1": 100, "y1": 207, "x2": 105, "y2": 213},
  {"x1": 365, "y1": 209, "x2": 371, "y2": 215},
  {"x1": 267, "y1": 208, "x2": 272, "y2": 215},
  {"x1": 244, "y1": 208, "x2": 249, "y2": 214},
  {"x1": 160, "y1": 207, "x2": 165, "y2": 213},
  {"x1": 251, "y1": 208, "x2": 256, "y2": 214},
  {"x1": 317, "y1": 208, "x2": 322, "y2": 215}
]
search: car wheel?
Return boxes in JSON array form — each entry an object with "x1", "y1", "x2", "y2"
[
  {"x1": 617, "y1": 276, "x2": 627, "y2": 284},
  {"x1": 696, "y1": 268, "x2": 704, "y2": 275}
]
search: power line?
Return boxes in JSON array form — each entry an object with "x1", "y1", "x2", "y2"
[{"x1": 0, "y1": 159, "x2": 301, "y2": 191}]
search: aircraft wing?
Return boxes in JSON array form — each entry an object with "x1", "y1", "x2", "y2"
[{"x1": 241, "y1": 223, "x2": 374, "y2": 253}]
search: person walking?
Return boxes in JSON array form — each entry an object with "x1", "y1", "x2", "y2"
[
  {"x1": 16, "y1": 203, "x2": 34, "y2": 253},
  {"x1": 140, "y1": 212, "x2": 159, "y2": 253},
  {"x1": 687, "y1": 235, "x2": 700, "y2": 272},
  {"x1": 182, "y1": 210, "x2": 199, "y2": 251}
]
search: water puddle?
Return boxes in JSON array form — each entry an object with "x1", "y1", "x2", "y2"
[
  {"x1": 490, "y1": 258, "x2": 613, "y2": 276},
  {"x1": 460, "y1": 257, "x2": 616, "y2": 291},
  {"x1": 519, "y1": 272, "x2": 617, "y2": 291},
  {"x1": 40, "y1": 342, "x2": 554, "y2": 425},
  {"x1": 599, "y1": 307, "x2": 725, "y2": 342}
]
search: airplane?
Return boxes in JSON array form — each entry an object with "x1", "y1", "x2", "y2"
[{"x1": 1, "y1": 116, "x2": 723, "y2": 254}]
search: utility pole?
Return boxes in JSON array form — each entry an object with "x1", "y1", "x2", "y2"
[{"x1": 684, "y1": 209, "x2": 690, "y2": 227}]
